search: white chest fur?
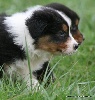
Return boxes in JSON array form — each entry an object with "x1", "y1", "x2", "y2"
[{"x1": 4, "y1": 50, "x2": 51, "y2": 89}]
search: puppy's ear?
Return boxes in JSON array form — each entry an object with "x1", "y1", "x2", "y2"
[{"x1": 26, "y1": 10, "x2": 55, "y2": 39}]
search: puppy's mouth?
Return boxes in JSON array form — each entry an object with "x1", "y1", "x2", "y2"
[
  {"x1": 56, "y1": 48, "x2": 77, "y2": 55},
  {"x1": 57, "y1": 49, "x2": 63, "y2": 52}
]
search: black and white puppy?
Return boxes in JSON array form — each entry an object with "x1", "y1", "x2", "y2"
[
  {"x1": 0, "y1": 4, "x2": 83, "y2": 88},
  {"x1": 34, "y1": 3, "x2": 85, "y2": 85}
]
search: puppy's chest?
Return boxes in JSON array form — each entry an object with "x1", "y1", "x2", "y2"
[{"x1": 4, "y1": 56, "x2": 49, "y2": 75}]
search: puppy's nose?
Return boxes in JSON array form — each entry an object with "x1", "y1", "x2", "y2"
[{"x1": 73, "y1": 44, "x2": 79, "y2": 50}]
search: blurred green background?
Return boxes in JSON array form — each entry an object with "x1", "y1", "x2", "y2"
[{"x1": 0, "y1": 0, "x2": 95, "y2": 99}]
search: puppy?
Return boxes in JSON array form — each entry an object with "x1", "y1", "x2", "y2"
[
  {"x1": 0, "y1": 5, "x2": 83, "y2": 89},
  {"x1": 34, "y1": 3, "x2": 84, "y2": 86}
]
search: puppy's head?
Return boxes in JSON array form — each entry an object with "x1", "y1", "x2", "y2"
[
  {"x1": 26, "y1": 7, "x2": 78, "y2": 55},
  {"x1": 46, "y1": 3, "x2": 84, "y2": 45}
]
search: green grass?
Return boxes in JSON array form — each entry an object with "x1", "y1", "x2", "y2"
[{"x1": 0, "y1": 0, "x2": 95, "y2": 100}]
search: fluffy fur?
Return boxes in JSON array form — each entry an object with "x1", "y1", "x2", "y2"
[{"x1": 0, "y1": 3, "x2": 84, "y2": 89}]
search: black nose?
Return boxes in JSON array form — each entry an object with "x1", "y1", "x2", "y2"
[{"x1": 74, "y1": 44, "x2": 79, "y2": 50}]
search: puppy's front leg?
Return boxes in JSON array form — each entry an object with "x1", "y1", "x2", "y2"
[{"x1": 19, "y1": 68, "x2": 39, "y2": 90}]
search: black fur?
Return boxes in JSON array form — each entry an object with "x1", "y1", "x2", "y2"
[
  {"x1": 45, "y1": 3, "x2": 80, "y2": 25},
  {"x1": 0, "y1": 14, "x2": 26, "y2": 78},
  {"x1": 26, "y1": 8, "x2": 69, "y2": 42}
]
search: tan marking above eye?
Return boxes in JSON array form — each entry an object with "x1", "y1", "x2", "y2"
[
  {"x1": 75, "y1": 19, "x2": 79, "y2": 25},
  {"x1": 62, "y1": 24, "x2": 68, "y2": 32}
]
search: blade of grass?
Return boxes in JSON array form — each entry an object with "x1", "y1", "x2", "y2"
[
  {"x1": 59, "y1": 61, "x2": 78, "y2": 79},
  {"x1": 42, "y1": 55, "x2": 53, "y2": 85},
  {"x1": 25, "y1": 37, "x2": 32, "y2": 90}
]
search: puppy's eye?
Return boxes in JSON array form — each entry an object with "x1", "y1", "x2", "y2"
[
  {"x1": 71, "y1": 26, "x2": 78, "y2": 31},
  {"x1": 58, "y1": 31, "x2": 66, "y2": 37}
]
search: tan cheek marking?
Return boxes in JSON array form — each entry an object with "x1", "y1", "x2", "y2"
[
  {"x1": 58, "y1": 37, "x2": 71, "y2": 49},
  {"x1": 58, "y1": 43, "x2": 67, "y2": 49},
  {"x1": 73, "y1": 31, "x2": 83, "y2": 43},
  {"x1": 36, "y1": 36, "x2": 58, "y2": 53},
  {"x1": 62, "y1": 24, "x2": 68, "y2": 32},
  {"x1": 36, "y1": 36, "x2": 68, "y2": 53}
]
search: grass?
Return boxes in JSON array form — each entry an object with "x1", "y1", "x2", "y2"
[{"x1": 0, "y1": 0, "x2": 95, "y2": 100}]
